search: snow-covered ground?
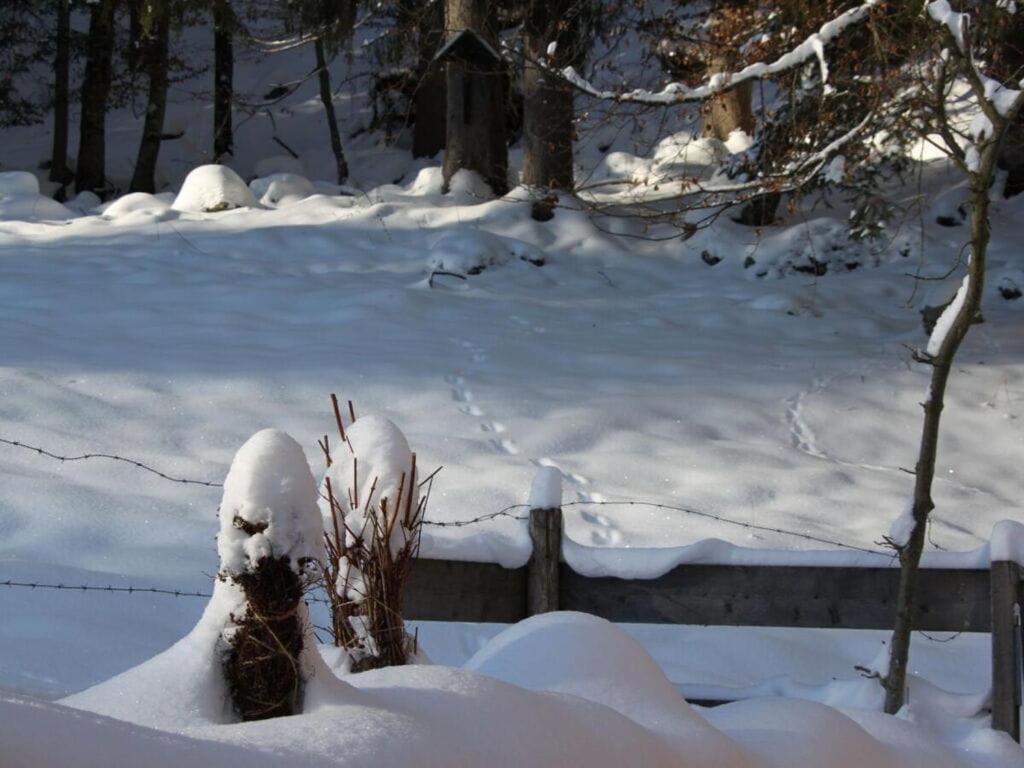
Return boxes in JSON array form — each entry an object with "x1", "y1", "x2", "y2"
[{"x1": 2, "y1": 9, "x2": 1023, "y2": 765}]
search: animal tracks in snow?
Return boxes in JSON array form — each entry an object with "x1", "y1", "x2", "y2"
[
  {"x1": 445, "y1": 343, "x2": 520, "y2": 456},
  {"x1": 444, "y1": 337, "x2": 615, "y2": 544}
]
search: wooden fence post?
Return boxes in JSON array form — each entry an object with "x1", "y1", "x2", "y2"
[
  {"x1": 990, "y1": 560, "x2": 1021, "y2": 741},
  {"x1": 527, "y1": 466, "x2": 563, "y2": 615}
]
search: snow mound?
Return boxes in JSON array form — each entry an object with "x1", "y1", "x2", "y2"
[
  {"x1": 448, "y1": 169, "x2": 495, "y2": 198},
  {"x1": 705, "y1": 697, "x2": 971, "y2": 768},
  {"x1": 0, "y1": 170, "x2": 75, "y2": 222},
  {"x1": 249, "y1": 173, "x2": 315, "y2": 207},
  {"x1": 428, "y1": 228, "x2": 547, "y2": 277},
  {"x1": 0, "y1": 171, "x2": 40, "y2": 197},
  {"x1": 218, "y1": 428, "x2": 323, "y2": 576},
  {"x1": 101, "y1": 192, "x2": 173, "y2": 220},
  {"x1": 172, "y1": 165, "x2": 256, "y2": 213},
  {"x1": 408, "y1": 166, "x2": 445, "y2": 195},
  {"x1": 466, "y1": 613, "x2": 693, "y2": 716},
  {"x1": 65, "y1": 190, "x2": 102, "y2": 215}
]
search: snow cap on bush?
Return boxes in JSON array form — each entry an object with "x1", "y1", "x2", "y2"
[
  {"x1": 218, "y1": 428, "x2": 323, "y2": 577},
  {"x1": 172, "y1": 164, "x2": 256, "y2": 213},
  {"x1": 320, "y1": 414, "x2": 418, "y2": 558}
]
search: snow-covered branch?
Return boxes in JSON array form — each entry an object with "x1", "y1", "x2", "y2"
[{"x1": 560, "y1": 0, "x2": 882, "y2": 106}]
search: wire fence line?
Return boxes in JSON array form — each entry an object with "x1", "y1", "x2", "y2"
[{"x1": 0, "y1": 434, "x2": 889, "y2": 554}]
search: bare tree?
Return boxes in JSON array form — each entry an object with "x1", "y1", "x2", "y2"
[
  {"x1": 130, "y1": 0, "x2": 172, "y2": 193},
  {"x1": 76, "y1": 0, "x2": 117, "y2": 195},
  {"x1": 521, "y1": 0, "x2": 588, "y2": 192},
  {"x1": 49, "y1": 0, "x2": 73, "y2": 187},
  {"x1": 880, "y1": 5, "x2": 1024, "y2": 714},
  {"x1": 212, "y1": 0, "x2": 234, "y2": 160}
]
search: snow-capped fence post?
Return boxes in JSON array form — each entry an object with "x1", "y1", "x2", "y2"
[
  {"x1": 527, "y1": 467, "x2": 562, "y2": 615},
  {"x1": 990, "y1": 560, "x2": 1022, "y2": 741}
]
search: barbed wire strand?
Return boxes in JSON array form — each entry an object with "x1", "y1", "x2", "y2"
[
  {"x1": 0, "y1": 437, "x2": 224, "y2": 488},
  {"x1": 0, "y1": 435, "x2": 888, "y2": 551},
  {"x1": 561, "y1": 500, "x2": 890, "y2": 557}
]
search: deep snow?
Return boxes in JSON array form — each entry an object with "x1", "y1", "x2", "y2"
[{"x1": 1, "y1": 6, "x2": 1022, "y2": 763}]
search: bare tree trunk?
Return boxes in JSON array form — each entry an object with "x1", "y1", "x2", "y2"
[
  {"x1": 50, "y1": 0, "x2": 73, "y2": 185},
  {"x1": 412, "y1": 1, "x2": 446, "y2": 158},
  {"x1": 701, "y1": 49, "x2": 754, "y2": 142},
  {"x1": 521, "y1": 0, "x2": 579, "y2": 191},
  {"x1": 314, "y1": 36, "x2": 348, "y2": 184},
  {"x1": 213, "y1": 0, "x2": 234, "y2": 161},
  {"x1": 881, "y1": 147, "x2": 996, "y2": 715},
  {"x1": 130, "y1": 0, "x2": 171, "y2": 193},
  {"x1": 75, "y1": 0, "x2": 117, "y2": 195},
  {"x1": 442, "y1": 0, "x2": 508, "y2": 195}
]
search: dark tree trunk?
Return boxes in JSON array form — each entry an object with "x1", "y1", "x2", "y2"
[
  {"x1": 75, "y1": 0, "x2": 117, "y2": 195},
  {"x1": 50, "y1": 0, "x2": 73, "y2": 185},
  {"x1": 412, "y1": 1, "x2": 446, "y2": 158},
  {"x1": 213, "y1": 0, "x2": 234, "y2": 161},
  {"x1": 127, "y1": 0, "x2": 144, "y2": 73},
  {"x1": 520, "y1": 0, "x2": 579, "y2": 191},
  {"x1": 442, "y1": 0, "x2": 508, "y2": 196},
  {"x1": 314, "y1": 37, "x2": 348, "y2": 184},
  {"x1": 129, "y1": 0, "x2": 171, "y2": 193}
]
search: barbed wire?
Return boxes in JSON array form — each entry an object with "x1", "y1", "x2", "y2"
[
  {"x1": 1, "y1": 579, "x2": 212, "y2": 599},
  {"x1": 0, "y1": 437, "x2": 224, "y2": 488},
  {"x1": 0, "y1": 434, "x2": 888, "y2": 552},
  {"x1": 0, "y1": 579, "x2": 335, "y2": 605},
  {"x1": 421, "y1": 505, "x2": 529, "y2": 527},
  {"x1": 561, "y1": 501, "x2": 891, "y2": 557}
]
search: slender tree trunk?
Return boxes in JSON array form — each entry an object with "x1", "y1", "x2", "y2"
[
  {"x1": 213, "y1": 0, "x2": 234, "y2": 161},
  {"x1": 76, "y1": 0, "x2": 117, "y2": 195},
  {"x1": 412, "y1": 0, "x2": 446, "y2": 158},
  {"x1": 130, "y1": 0, "x2": 171, "y2": 193},
  {"x1": 50, "y1": 0, "x2": 72, "y2": 185},
  {"x1": 314, "y1": 37, "x2": 348, "y2": 184},
  {"x1": 521, "y1": 0, "x2": 579, "y2": 191},
  {"x1": 882, "y1": 148, "x2": 996, "y2": 715},
  {"x1": 442, "y1": 0, "x2": 508, "y2": 195}
]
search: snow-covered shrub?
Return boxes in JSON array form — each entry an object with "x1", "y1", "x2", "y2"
[
  {"x1": 427, "y1": 228, "x2": 546, "y2": 278},
  {"x1": 172, "y1": 165, "x2": 256, "y2": 213},
  {"x1": 217, "y1": 429, "x2": 323, "y2": 720},
  {"x1": 248, "y1": 173, "x2": 315, "y2": 207},
  {"x1": 318, "y1": 402, "x2": 429, "y2": 671},
  {"x1": 0, "y1": 170, "x2": 75, "y2": 222},
  {"x1": 101, "y1": 192, "x2": 173, "y2": 220}
]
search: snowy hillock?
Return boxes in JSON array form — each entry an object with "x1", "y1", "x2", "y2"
[
  {"x1": 428, "y1": 228, "x2": 547, "y2": 278},
  {"x1": 172, "y1": 165, "x2": 257, "y2": 213},
  {"x1": 0, "y1": 170, "x2": 75, "y2": 222},
  {"x1": 16, "y1": 613, "x2": 1014, "y2": 767},
  {"x1": 248, "y1": 173, "x2": 315, "y2": 207}
]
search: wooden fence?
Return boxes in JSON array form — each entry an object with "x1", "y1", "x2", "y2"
[{"x1": 405, "y1": 506, "x2": 1023, "y2": 741}]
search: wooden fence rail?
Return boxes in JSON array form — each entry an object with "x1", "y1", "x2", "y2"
[{"x1": 405, "y1": 506, "x2": 1022, "y2": 742}]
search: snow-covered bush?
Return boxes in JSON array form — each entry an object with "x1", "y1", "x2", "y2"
[
  {"x1": 427, "y1": 228, "x2": 546, "y2": 278},
  {"x1": 217, "y1": 429, "x2": 323, "y2": 720},
  {"x1": 172, "y1": 165, "x2": 256, "y2": 213},
  {"x1": 0, "y1": 170, "x2": 75, "y2": 222},
  {"x1": 319, "y1": 403, "x2": 429, "y2": 671},
  {"x1": 248, "y1": 173, "x2": 315, "y2": 207},
  {"x1": 101, "y1": 192, "x2": 173, "y2": 220}
]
